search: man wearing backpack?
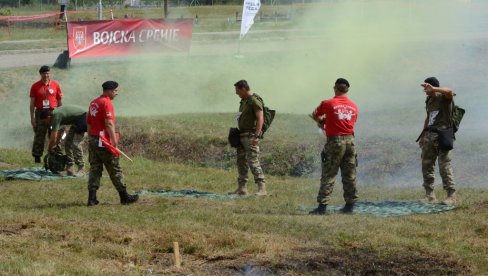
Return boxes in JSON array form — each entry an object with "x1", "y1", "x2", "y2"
[
  {"x1": 229, "y1": 80, "x2": 267, "y2": 196},
  {"x1": 309, "y1": 78, "x2": 358, "y2": 215},
  {"x1": 418, "y1": 77, "x2": 457, "y2": 205}
]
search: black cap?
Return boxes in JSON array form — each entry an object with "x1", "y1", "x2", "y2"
[
  {"x1": 39, "y1": 65, "x2": 50, "y2": 73},
  {"x1": 424, "y1": 77, "x2": 439, "y2": 87},
  {"x1": 102, "y1": 81, "x2": 119, "y2": 90},
  {"x1": 335, "y1": 78, "x2": 350, "y2": 88}
]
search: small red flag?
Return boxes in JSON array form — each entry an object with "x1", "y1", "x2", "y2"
[{"x1": 99, "y1": 135, "x2": 120, "y2": 157}]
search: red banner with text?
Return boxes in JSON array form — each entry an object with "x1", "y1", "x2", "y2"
[{"x1": 67, "y1": 19, "x2": 193, "y2": 58}]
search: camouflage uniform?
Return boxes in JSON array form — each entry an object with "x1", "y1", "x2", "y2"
[
  {"x1": 87, "y1": 136, "x2": 126, "y2": 192},
  {"x1": 421, "y1": 93, "x2": 455, "y2": 194},
  {"x1": 237, "y1": 133, "x2": 265, "y2": 186},
  {"x1": 32, "y1": 109, "x2": 50, "y2": 158},
  {"x1": 236, "y1": 94, "x2": 266, "y2": 189},
  {"x1": 317, "y1": 135, "x2": 358, "y2": 205},
  {"x1": 65, "y1": 126, "x2": 85, "y2": 169}
]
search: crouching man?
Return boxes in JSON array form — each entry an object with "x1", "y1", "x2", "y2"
[{"x1": 40, "y1": 105, "x2": 87, "y2": 176}]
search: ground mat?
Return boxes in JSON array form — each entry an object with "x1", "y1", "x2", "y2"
[
  {"x1": 137, "y1": 189, "x2": 241, "y2": 199},
  {"x1": 0, "y1": 167, "x2": 73, "y2": 181},
  {"x1": 303, "y1": 201, "x2": 456, "y2": 217}
]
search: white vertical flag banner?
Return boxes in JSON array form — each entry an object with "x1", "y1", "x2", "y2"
[{"x1": 240, "y1": 0, "x2": 261, "y2": 39}]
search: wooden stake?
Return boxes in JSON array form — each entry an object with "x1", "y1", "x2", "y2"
[{"x1": 173, "y1": 242, "x2": 181, "y2": 268}]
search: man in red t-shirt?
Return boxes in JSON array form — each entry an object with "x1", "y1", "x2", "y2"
[
  {"x1": 309, "y1": 78, "x2": 359, "y2": 215},
  {"x1": 86, "y1": 81, "x2": 138, "y2": 206},
  {"x1": 29, "y1": 65, "x2": 63, "y2": 163}
]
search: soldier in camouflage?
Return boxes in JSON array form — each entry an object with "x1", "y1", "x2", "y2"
[
  {"x1": 86, "y1": 81, "x2": 138, "y2": 206},
  {"x1": 229, "y1": 80, "x2": 267, "y2": 196},
  {"x1": 309, "y1": 78, "x2": 359, "y2": 215},
  {"x1": 418, "y1": 77, "x2": 456, "y2": 205},
  {"x1": 40, "y1": 105, "x2": 87, "y2": 177}
]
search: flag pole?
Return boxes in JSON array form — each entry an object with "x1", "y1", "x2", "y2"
[{"x1": 117, "y1": 148, "x2": 133, "y2": 162}]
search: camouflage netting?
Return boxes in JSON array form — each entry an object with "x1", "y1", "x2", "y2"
[
  {"x1": 302, "y1": 201, "x2": 456, "y2": 217},
  {"x1": 137, "y1": 189, "x2": 242, "y2": 199},
  {"x1": 0, "y1": 167, "x2": 74, "y2": 181}
]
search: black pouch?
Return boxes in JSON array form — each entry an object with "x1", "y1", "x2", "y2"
[
  {"x1": 74, "y1": 112, "x2": 87, "y2": 134},
  {"x1": 228, "y1": 128, "x2": 241, "y2": 148},
  {"x1": 44, "y1": 152, "x2": 67, "y2": 174},
  {"x1": 321, "y1": 150, "x2": 327, "y2": 163},
  {"x1": 436, "y1": 127, "x2": 454, "y2": 151}
]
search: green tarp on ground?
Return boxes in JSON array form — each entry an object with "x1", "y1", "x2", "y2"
[
  {"x1": 138, "y1": 189, "x2": 456, "y2": 217},
  {"x1": 0, "y1": 167, "x2": 74, "y2": 181},
  {"x1": 303, "y1": 201, "x2": 456, "y2": 217},
  {"x1": 137, "y1": 189, "x2": 242, "y2": 199}
]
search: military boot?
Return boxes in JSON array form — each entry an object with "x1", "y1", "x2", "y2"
[
  {"x1": 76, "y1": 166, "x2": 86, "y2": 177},
  {"x1": 87, "y1": 189, "x2": 99, "y2": 206},
  {"x1": 119, "y1": 190, "x2": 139, "y2": 205},
  {"x1": 441, "y1": 190, "x2": 457, "y2": 206},
  {"x1": 255, "y1": 182, "x2": 267, "y2": 196},
  {"x1": 340, "y1": 203, "x2": 354, "y2": 214},
  {"x1": 66, "y1": 165, "x2": 75, "y2": 176},
  {"x1": 228, "y1": 184, "x2": 248, "y2": 196},
  {"x1": 419, "y1": 190, "x2": 437, "y2": 204},
  {"x1": 309, "y1": 204, "x2": 327, "y2": 215}
]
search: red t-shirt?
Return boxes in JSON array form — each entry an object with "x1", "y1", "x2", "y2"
[
  {"x1": 29, "y1": 80, "x2": 63, "y2": 109},
  {"x1": 313, "y1": 95, "x2": 358, "y2": 137},
  {"x1": 87, "y1": 95, "x2": 115, "y2": 138}
]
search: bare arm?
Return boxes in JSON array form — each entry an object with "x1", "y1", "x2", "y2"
[
  {"x1": 105, "y1": 118, "x2": 117, "y2": 149},
  {"x1": 421, "y1": 83, "x2": 454, "y2": 101},
  {"x1": 47, "y1": 130, "x2": 58, "y2": 153},
  {"x1": 30, "y1": 97, "x2": 36, "y2": 128},
  {"x1": 255, "y1": 110, "x2": 264, "y2": 137},
  {"x1": 310, "y1": 111, "x2": 326, "y2": 128}
]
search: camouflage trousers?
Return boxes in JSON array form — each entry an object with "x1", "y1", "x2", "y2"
[
  {"x1": 317, "y1": 135, "x2": 358, "y2": 205},
  {"x1": 87, "y1": 136, "x2": 126, "y2": 192},
  {"x1": 236, "y1": 134, "x2": 265, "y2": 186},
  {"x1": 32, "y1": 109, "x2": 50, "y2": 157},
  {"x1": 65, "y1": 126, "x2": 85, "y2": 168},
  {"x1": 421, "y1": 131, "x2": 455, "y2": 193}
]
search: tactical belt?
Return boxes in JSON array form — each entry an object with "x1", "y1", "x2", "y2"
[
  {"x1": 239, "y1": 132, "x2": 254, "y2": 137},
  {"x1": 327, "y1": 134, "x2": 354, "y2": 142}
]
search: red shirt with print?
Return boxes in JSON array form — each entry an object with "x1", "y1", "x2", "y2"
[
  {"x1": 87, "y1": 95, "x2": 115, "y2": 138},
  {"x1": 313, "y1": 95, "x2": 358, "y2": 137},
  {"x1": 29, "y1": 80, "x2": 63, "y2": 109}
]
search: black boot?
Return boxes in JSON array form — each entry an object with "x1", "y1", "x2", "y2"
[
  {"x1": 34, "y1": 155, "x2": 41, "y2": 163},
  {"x1": 309, "y1": 204, "x2": 327, "y2": 215},
  {"x1": 341, "y1": 203, "x2": 354, "y2": 214},
  {"x1": 119, "y1": 190, "x2": 139, "y2": 205},
  {"x1": 87, "y1": 189, "x2": 99, "y2": 206}
]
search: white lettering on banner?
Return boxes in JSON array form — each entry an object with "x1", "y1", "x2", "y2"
[
  {"x1": 139, "y1": 29, "x2": 180, "y2": 42},
  {"x1": 93, "y1": 31, "x2": 136, "y2": 45},
  {"x1": 94, "y1": 29, "x2": 181, "y2": 45}
]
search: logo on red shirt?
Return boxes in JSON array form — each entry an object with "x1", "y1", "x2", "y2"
[{"x1": 89, "y1": 103, "x2": 99, "y2": 117}]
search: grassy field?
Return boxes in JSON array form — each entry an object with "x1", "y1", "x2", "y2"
[
  {"x1": 1, "y1": 1, "x2": 488, "y2": 274},
  {"x1": 1, "y1": 146, "x2": 488, "y2": 275}
]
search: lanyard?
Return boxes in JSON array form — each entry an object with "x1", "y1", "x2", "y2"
[{"x1": 42, "y1": 81, "x2": 51, "y2": 100}]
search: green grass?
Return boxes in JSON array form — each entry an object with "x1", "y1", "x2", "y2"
[{"x1": 0, "y1": 147, "x2": 487, "y2": 274}]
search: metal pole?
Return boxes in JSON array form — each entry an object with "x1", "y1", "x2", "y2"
[{"x1": 98, "y1": 0, "x2": 103, "y2": 20}]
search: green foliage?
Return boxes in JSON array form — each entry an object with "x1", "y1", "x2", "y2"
[{"x1": 0, "y1": 7, "x2": 12, "y2": 15}]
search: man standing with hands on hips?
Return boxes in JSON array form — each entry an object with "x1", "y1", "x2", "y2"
[
  {"x1": 29, "y1": 65, "x2": 63, "y2": 163},
  {"x1": 86, "y1": 81, "x2": 138, "y2": 206},
  {"x1": 309, "y1": 78, "x2": 359, "y2": 215}
]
